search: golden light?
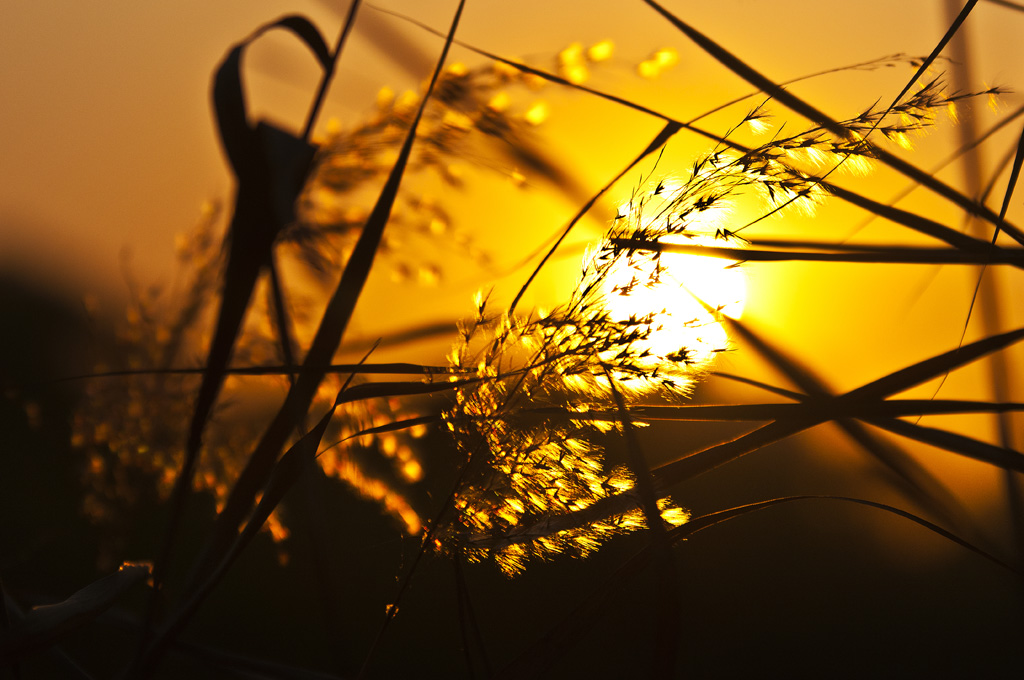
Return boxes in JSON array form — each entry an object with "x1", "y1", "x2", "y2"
[{"x1": 602, "y1": 195, "x2": 747, "y2": 367}]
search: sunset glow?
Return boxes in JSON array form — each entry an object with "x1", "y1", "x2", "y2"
[
  {"x1": 602, "y1": 190, "x2": 746, "y2": 368},
  {"x1": 602, "y1": 233, "x2": 746, "y2": 366}
]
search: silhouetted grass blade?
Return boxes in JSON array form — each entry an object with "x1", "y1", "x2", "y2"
[
  {"x1": 354, "y1": 5, "x2": 470, "y2": 676},
  {"x1": 866, "y1": 417, "x2": 1024, "y2": 472},
  {"x1": 655, "y1": 419, "x2": 817, "y2": 489},
  {"x1": 334, "y1": 378, "x2": 471, "y2": 405},
  {"x1": 996, "y1": 120, "x2": 1024, "y2": 231},
  {"x1": 662, "y1": 315, "x2": 1023, "y2": 535},
  {"x1": 343, "y1": 414, "x2": 441, "y2": 441},
  {"x1": 614, "y1": 240, "x2": 1024, "y2": 266},
  {"x1": 711, "y1": 372, "x2": 807, "y2": 400},
  {"x1": 652, "y1": 328, "x2": 1024, "y2": 490},
  {"x1": 669, "y1": 495, "x2": 1016, "y2": 572},
  {"x1": 557, "y1": 399, "x2": 1024, "y2": 424},
  {"x1": 842, "y1": 326, "x2": 1024, "y2": 402},
  {"x1": 302, "y1": 1, "x2": 360, "y2": 140},
  {"x1": 822, "y1": 182, "x2": 1012, "y2": 251},
  {"x1": 706, "y1": 301, "x2": 972, "y2": 531},
  {"x1": 874, "y1": 145, "x2": 1024, "y2": 245},
  {"x1": 62, "y1": 361, "x2": 465, "y2": 381}
]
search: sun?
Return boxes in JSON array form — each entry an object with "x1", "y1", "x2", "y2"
[{"x1": 602, "y1": 195, "x2": 747, "y2": 367}]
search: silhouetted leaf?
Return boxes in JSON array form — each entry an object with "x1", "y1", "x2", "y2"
[
  {"x1": 843, "y1": 326, "x2": 1024, "y2": 402},
  {"x1": 866, "y1": 417, "x2": 1024, "y2": 472},
  {"x1": 710, "y1": 372, "x2": 807, "y2": 401},
  {"x1": 614, "y1": 239, "x2": 1024, "y2": 266},
  {"x1": 670, "y1": 495, "x2": 1015, "y2": 572},
  {"x1": 996, "y1": 119, "x2": 1024, "y2": 230},
  {"x1": 654, "y1": 419, "x2": 814, "y2": 489},
  {"x1": 343, "y1": 414, "x2": 441, "y2": 441},
  {"x1": 535, "y1": 399, "x2": 1024, "y2": 423},
  {"x1": 335, "y1": 378, "x2": 472, "y2": 405}
]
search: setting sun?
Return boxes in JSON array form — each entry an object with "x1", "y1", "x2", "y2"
[
  {"x1": 602, "y1": 231, "x2": 746, "y2": 365},
  {"x1": 601, "y1": 186, "x2": 747, "y2": 367}
]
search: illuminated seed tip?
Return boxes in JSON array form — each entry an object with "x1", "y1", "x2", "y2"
[
  {"x1": 429, "y1": 217, "x2": 447, "y2": 235},
  {"x1": 746, "y1": 116, "x2": 770, "y2": 136},
  {"x1": 524, "y1": 101, "x2": 549, "y2": 126},
  {"x1": 558, "y1": 42, "x2": 585, "y2": 66},
  {"x1": 653, "y1": 47, "x2": 678, "y2": 68},
  {"x1": 587, "y1": 40, "x2": 614, "y2": 62},
  {"x1": 442, "y1": 110, "x2": 473, "y2": 131},
  {"x1": 324, "y1": 116, "x2": 343, "y2": 137},
  {"x1": 394, "y1": 90, "x2": 419, "y2": 114},
  {"x1": 563, "y1": 64, "x2": 589, "y2": 85},
  {"x1": 445, "y1": 163, "x2": 465, "y2": 183},
  {"x1": 376, "y1": 86, "x2": 395, "y2": 110},
  {"x1": 637, "y1": 60, "x2": 659, "y2": 79},
  {"x1": 888, "y1": 130, "x2": 913, "y2": 150},
  {"x1": 487, "y1": 91, "x2": 510, "y2": 112}
]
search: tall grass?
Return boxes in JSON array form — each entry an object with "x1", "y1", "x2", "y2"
[{"x1": 3, "y1": 0, "x2": 1024, "y2": 677}]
